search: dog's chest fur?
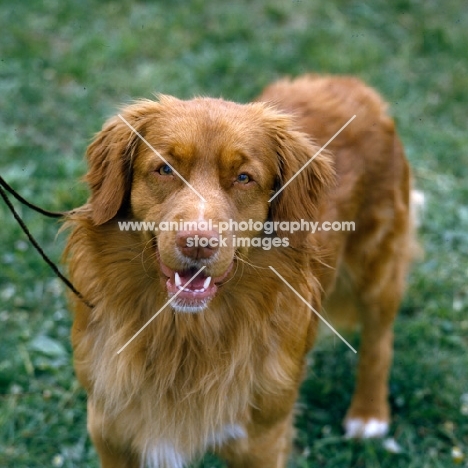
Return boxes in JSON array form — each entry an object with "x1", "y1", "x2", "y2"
[
  {"x1": 69, "y1": 224, "x2": 312, "y2": 463},
  {"x1": 83, "y1": 291, "x2": 302, "y2": 462}
]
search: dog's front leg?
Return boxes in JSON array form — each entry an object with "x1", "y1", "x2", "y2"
[
  {"x1": 217, "y1": 413, "x2": 293, "y2": 468},
  {"x1": 87, "y1": 401, "x2": 141, "y2": 468}
]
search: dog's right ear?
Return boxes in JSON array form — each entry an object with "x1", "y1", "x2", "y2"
[{"x1": 85, "y1": 102, "x2": 158, "y2": 225}]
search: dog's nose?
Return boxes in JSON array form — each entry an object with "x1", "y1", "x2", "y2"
[{"x1": 176, "y1": 230, "x2": 220, "y2": 259}]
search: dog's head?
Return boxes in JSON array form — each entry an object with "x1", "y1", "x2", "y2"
[{"x1": 84, "y1": 96, "x2": 334, "y2": 312}]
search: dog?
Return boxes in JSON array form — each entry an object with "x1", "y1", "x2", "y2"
[{"x1": 64, "y1": 74, "x2": 414, "y2": 467}]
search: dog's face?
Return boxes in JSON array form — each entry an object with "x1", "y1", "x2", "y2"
[{"x1": 84, "y1": 96, "x2": 334, "y2": 312}]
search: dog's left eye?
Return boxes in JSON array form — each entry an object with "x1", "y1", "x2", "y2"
[
  {"x1": 158, "y1": 164, "x2": 174, "y2": 176},
  {"x1": 236, "y1": 173, "x2": 250, "y2": 184}
]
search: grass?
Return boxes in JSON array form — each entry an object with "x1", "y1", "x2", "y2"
[{"x1": 0, "y1": 0, "x2": 467, "y2": 466}]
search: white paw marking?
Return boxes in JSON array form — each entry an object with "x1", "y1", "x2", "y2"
[
  {"x1": 208, "y1": 423, "x2": 247, "y2": 448},
  {"x1": 344, "y1": 417, "x2": 389, "y2": 439},
  {"x1": 145, "y1": 442, "x2": 186, "y2": 468},
  {"x1": 382, "y1": 437, "x2": 403, "y2": 453},
  {"x1": 144, "y1": 425, "x2": 246, "y2": 467}
]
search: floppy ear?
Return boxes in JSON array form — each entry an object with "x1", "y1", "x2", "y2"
[
  {"x1": 85, "y1": 102, "x2": 157, "y2": 225},
  {"x1": 267, "y1": 115, "x2": 336, "y2": 243}
]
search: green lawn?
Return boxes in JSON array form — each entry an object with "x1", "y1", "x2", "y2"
[{"x1": 1, "y1": 1, "x2": 467, "y2": 467}]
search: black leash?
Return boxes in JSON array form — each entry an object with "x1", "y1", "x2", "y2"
[
  {"x1": 0, "y1": 175, "x2": 64, "y2": 218},
  {"x1": 0, "y1": 175, "x2": 93, "y2": 309}
]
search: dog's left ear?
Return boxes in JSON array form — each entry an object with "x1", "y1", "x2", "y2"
[{"x1": 266, "y1": 114, "x2": 336, "y2": 243}]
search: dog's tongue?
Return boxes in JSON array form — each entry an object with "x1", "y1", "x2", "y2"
[
  {"x1": 177, "y1": 270, "x2": 207, "y2": 290},
  {"x1": 158, "y1": 258, "x2": 233, "y2": 303},
  {"x1": 167, "y1": 268, "x2": 216, "y2": 300}
]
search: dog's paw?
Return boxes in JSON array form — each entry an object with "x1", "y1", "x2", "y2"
[{"x1": 344, "y1": 417, "x2": 389, "y2": 439}]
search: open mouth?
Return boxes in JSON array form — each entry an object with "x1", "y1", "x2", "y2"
[{"x1": 158, "y1": 257, "x2": 233, "y2": 311}]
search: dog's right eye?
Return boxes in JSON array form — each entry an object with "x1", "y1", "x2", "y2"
[
  {"x1": 236, "y1": 173, "x2": 250, "y2": 184},
  {"x1": 157, "y1": 164, "x2": 174, "y2": 176}
]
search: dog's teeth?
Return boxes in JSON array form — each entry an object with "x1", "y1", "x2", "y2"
[
  {"x1": 203, "y1": 277, "x2": 212, "y2": 289},
  {"x1": 174, "y1": 272, "x2": 182, "y2": 287}
]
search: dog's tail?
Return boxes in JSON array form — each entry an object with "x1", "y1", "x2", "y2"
[
  {"x1": 409, "y1": 189, "x2": 425, "y2": 260},
  {"x1": 410, "y1": 189, "x2": 425, "y2": 228}
]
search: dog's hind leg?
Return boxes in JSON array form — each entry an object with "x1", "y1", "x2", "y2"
[{"x1": 342, "y1": 195, "x2": 413, "y2": 438}]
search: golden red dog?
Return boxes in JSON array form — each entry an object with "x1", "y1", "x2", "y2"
[{"x1": 65, "y1": 74, "x2": 414, "y2": 467}]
